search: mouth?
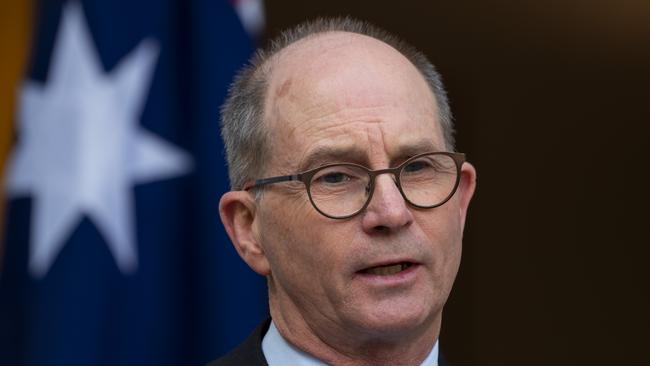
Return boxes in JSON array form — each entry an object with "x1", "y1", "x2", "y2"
[{"x1": 359, "y1": 262, "x2": 415, "y2": 276}]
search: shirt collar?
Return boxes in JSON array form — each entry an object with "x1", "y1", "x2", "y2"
[{"x1": 262, "y1": 320, "x2": 439, "y2": 366}]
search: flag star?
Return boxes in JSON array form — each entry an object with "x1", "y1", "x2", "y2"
[
  {"x1": 232, "y1": 0, "x2": 266, "y2": 37},
  {"x1": 5, "y1": 2, "x2": 192, "y2": 278}
]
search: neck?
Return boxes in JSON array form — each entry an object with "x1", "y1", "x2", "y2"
[{"x1": 268, "y1": 292, "x2": 441, "y2": 366}]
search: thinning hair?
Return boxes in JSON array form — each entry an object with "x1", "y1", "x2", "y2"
[{"x1": 221, "y1": 17, "x2": 455, "y2": 190}]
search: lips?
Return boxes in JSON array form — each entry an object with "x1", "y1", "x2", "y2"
[{"x1": 360, "y1": 262, "x2": 414, "y2": 276}]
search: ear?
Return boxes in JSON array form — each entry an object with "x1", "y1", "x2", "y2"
[
  {"x1": 219, "y1": 191, "x2": 271, "y2": 276},
  {"x1": 457, "y1": 162, "x2": 477, "y2": 231}
]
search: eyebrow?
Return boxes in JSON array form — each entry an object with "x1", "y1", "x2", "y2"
[
  {"x1": 298, "y1": 145, "x2": 368, "y2": 171},
  {"x1": 297, "y1": 139, "x2": 443, "y2": 172},
  {"x1": 395, "y1": 140, "x2": 442, "y2": 159}
]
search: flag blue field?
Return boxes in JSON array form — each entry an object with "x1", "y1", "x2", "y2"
[{"x1": 0, "y1": 1, "x2": 268, "y2": 365}]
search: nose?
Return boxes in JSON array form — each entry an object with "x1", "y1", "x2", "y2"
[{"x1": 361, "y1": 173, "x2": 413, "y2": 233}]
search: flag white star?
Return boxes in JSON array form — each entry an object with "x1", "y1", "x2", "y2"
[
  {"x1": 5, "y1": 2, "x2": 192, "y2": 278},
  {"x1": 233, "y1": 0, "x2": 265, "y2": 37}
]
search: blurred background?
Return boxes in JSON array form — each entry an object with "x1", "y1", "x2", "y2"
[{"x1": 2, "y1": 0, "x2": 649, "y2": 365}]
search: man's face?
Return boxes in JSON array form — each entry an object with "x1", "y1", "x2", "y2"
[{"x1": 252, "y1": 33, "x2": 475, "y2": 342}]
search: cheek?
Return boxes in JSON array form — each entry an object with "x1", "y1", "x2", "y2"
[
  {"x1": 417, "y1": 203, "x2": 463, "y2": 280},
  {"x1": 259, "y1": 197, "x2": 344, "y2": 294}
]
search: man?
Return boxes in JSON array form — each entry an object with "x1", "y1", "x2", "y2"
[{"x1": 210, "y1": 17, "x2": 476, "y2": 366}]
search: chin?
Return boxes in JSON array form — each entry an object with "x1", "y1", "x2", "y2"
[{"x1": 349, "y1": 298, "x2": 440, "y2": 340}]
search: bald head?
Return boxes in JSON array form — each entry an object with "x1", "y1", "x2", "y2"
[
  {"x1": 267, "y1": 32, "x2": 437, "y2": 121},
  {"x1": 221, "y1": 18, "x2": 454, "y2": 190},
  {"x1": 264, "y1": 32, "x2": 444, "y2": 169}
]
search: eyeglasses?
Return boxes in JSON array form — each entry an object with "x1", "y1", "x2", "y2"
[{"x1": 244, "y1": 152, "x2": 466, "y2": 219}]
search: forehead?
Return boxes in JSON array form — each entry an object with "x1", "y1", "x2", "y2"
[{"x1": 264, "y1": 32, "x2": 444, "y2": 169}]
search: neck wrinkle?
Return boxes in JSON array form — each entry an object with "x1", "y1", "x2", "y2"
[{"x1": 268, "y1": 289, "x2": 441, "y2": 366}]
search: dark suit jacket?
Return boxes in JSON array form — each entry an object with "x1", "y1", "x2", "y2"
[{"x1": 206, "y1": 319, "x2": 449, "y2": 366}]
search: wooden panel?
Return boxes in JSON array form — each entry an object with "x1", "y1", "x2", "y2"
[{"x1": 0, "y1": 0, "x2": 33, "y2": 264}]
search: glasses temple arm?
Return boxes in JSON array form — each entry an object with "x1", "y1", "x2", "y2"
[{"x1": 244, "y1": 174, "x2": 300, "y2": 190}]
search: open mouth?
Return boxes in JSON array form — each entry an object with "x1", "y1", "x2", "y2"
[{"x1": 360, "y1": 262, "x2": 414, "y2": 276}]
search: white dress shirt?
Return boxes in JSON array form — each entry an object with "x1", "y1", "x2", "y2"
[{"x1": 262, "y1": 321, "x2": 439, "y2": 366}]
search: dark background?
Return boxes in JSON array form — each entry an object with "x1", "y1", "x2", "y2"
[{"x1": 263, "y1": 1, "x2": 649, "y2": 365}]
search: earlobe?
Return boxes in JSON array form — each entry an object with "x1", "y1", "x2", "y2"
[
  {"x1": 219, "y1": 191, "x2": 271, "y2": 276},
  {"x1": 458, "y1": 162, "x2": 477, "y2": 230}
]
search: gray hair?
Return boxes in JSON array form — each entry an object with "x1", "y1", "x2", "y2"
[{"x1": 220, "y1": 17, "x2": 455, "y2": 190}]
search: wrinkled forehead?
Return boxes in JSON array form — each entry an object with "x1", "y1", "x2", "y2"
[{"x1": 262, "y1": 32, "x2": 442, "y2": 165}]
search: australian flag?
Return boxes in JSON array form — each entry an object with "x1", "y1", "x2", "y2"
[{"x1": 0, "y1": 0, "x2": 268, "y2": 365}]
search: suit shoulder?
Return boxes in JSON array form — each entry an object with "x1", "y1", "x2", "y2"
[{"x1": 205, "y1": 319, "x2": 271, "y2": 366}]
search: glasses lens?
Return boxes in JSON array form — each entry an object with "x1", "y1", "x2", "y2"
[
  {"x1": 308, "y1": 164, "x2": 370, "y2": 218},
  {"x1": 400, "y1": 154, "x2": 459, "y2": 207}
]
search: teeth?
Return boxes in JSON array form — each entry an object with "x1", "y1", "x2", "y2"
[{"x1": 365, "y1": 263, "x2": 411, "y2": 276}]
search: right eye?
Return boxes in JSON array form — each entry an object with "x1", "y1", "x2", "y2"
[
  {"x1": 314, "y1": 170, "x2": 352, "y2": 185},
  {"x1": 312, "y1": 165, "x2": 365, "y2": 187},
  {"x1": 321, "y1": 172, "x2": 349, "y2": 184}
]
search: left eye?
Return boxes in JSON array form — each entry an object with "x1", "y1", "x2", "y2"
[{"x1": 404, "y1": 161, "x2": 430, "y2": 172}]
